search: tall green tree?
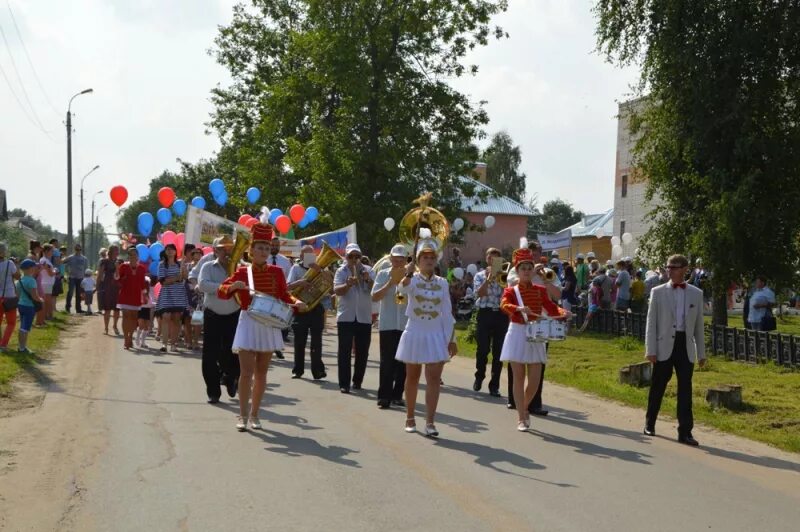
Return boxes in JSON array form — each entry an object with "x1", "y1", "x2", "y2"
[
  {"x1": 210, "y1": 0, "x2": 507, "y2": 254},
  {"x1": 528, "y1": 198, "x2": 583, "y2": 235},
  {"x1": 482, "y1": 131, "x2": 526, "y2": 202},
  {"x1": 596, "y1": 1, "x2": 800, "y2": 325}
]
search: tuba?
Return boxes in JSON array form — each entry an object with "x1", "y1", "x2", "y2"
[
  {"x1": 290, "y1": 241, "x2": 343, "y2": 312},
  {"x1": 228, "y1": 230, "x2": 252, "y2": 307}
]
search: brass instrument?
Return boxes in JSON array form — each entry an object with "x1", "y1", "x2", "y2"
[
  {"x1": 398, "y1": 192, "x2": 450, "y2": 254},
  {"x1": 228, "y1": 230, "x2": 252, "y2": 307},
  {"x1": 542, "y1": 267, "x2": 557, "y2": 283},
  {"x1": 497, "y1": 262, "x2": 512, "y2": 287},
  {"x1": 290, "y1": 241, "x2": 342, "y2": 312}
]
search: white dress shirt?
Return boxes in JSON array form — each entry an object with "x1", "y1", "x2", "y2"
[
  {"x1": 334, "y1": 264, "x2": 374, "y2": 324},
  {"x1": 269, "y1": 253, "x2": 292, "y2": 279},
  {"x1": 670, "y1": 281, "x2": 686, "y2": 332},
  {"x1": 372, "y1": 268, "x2": 408, "y2": 331}
]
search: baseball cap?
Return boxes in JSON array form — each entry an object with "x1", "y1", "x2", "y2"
[
  {"x1": 345, "y1": 243, "x2": 362, "y2": 257},
  {"x1": 576, "y1": 253, "x2": 585, "y2": 259},
  {"x1": 19, "y1": 258, "x2": 36, "y2": 270},
  {"x1": 390, "y1": 244, "x2": 408, "y2": 257},
  {"x1": 84, "y1": 269, "x2": 93, "y2": 275}
]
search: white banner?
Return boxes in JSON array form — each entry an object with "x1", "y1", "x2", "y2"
[
  {"x1": 538, "y1": 229, "x2": 572, "y2": 251},
  {"x1": 184, "y1": 206, "x2": 357, "y2": 258}
]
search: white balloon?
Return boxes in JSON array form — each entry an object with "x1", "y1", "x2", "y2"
[
  {"x1": 452, "y1": 217, "x2": 464, "y2": 232},
  {"x1": 484, "y1": 215, "x2": 496, "y2": 229},
  {"x1": 453, "y1": 267, "x2": 464, "y2": 280},
  {"x1": 612, "y1": 244, "x2": 623, "y2": 258},
  {"x1": 384, "y1": 217, "x2": 395, "y2": 231},
  {"x1": 611, "y1": 236, "x2": 621, "y2": 247},
  {"x1": 622, "y1": 232, "x2": 633, "y2": 245},
  {"x1": 466, "y1": 263, "x2": 478, "y2": 276},
  {"x1": 595, "y1": 227, "x2": 606, "y2": 239}
]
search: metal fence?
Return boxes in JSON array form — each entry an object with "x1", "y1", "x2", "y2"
[{"x1": 572, "y1": 307, "x2": 800, "y2": 369}]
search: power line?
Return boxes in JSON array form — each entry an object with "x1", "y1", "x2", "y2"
[
  {"x1": 0, "y1": 17, "x2": 53, "y2": 138},
  {"x1": 6, "y1": 0, "x2": 60, "y2": 117}
]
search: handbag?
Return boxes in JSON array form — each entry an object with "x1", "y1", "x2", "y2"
[
  {"x1": 1, "y1": 260, "x2": 18, "y2": 312},
  {"x1": 18, "y1": 280, "x2": 43, "y2": 313},
  {"x1": 761, "y1": 308, "x2": 777, "y2": 331}
]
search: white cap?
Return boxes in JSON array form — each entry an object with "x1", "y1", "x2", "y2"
[
  {"x1": 390, "y1": 244, "x2": 408, "y2": 257},
  {"x1": 576, "y1": 253, "x2": 585, "y2": 259},
  {"x1": 345, "y1": 243, "x2": 362, "y2": 257},
  {"x1": 587, "y1": 252, "x2": 596, "y2": 259},
  {"x1": 606, "y1": 260, "x2": 613, "y2": 266},
  {"x1": 550, "y1": 257, "x2": 559, "y2": 264},
  {"x1": 551, "y1": 250, "x2": 559, "y2": 257},
  {"x1": 84, "y1": 269, "x2": 93, "y2": 275},
  {"x1": 416, "y1": 238, "x2": 439, "y2": 259}
]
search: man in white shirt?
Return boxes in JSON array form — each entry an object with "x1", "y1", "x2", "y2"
[
  {"x1": 287, "y1": 245, "x2": 328, "y2": 380},
  {"x1": 269, "y1": 236, "x2": 293, "y2": 359},
  {"x1": 747, "y1": 275, "x2": 776, "y2": 331},
  {"x1": 371, "y1": 244, "x2": 409, "y2": 409},
  {"x1": 644, "y1": 254, "x2": 706, "y2": 446},
  {"x1": 333, "y1": 243, "x2": 374, "y2": 393}
]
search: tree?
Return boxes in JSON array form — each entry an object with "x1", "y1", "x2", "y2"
[
  {"x1": 209, "y1": 0, "x2": 508, "y2": 255},
  {"x1": 78, "y1": 221, "x2": 110, "y2": 266},
  {"x1": 0, "y1": 223, "x2": 29, "y2": 259},
  {"x1": 596, "y1": 1, "x2": 800, "y2": 325},
  {"x1": 482, "y1": 131, "x2": 526, "y2": 202},
  {"x1": 528, "y1": 198, "x2": 583, "y2": 236}
]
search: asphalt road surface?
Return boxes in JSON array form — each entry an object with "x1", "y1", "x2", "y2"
[{"x1": 1, "y1": 317, "x2": 798, "y2": 532}]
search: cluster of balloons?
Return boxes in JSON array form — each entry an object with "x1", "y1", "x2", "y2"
[
  {"x1": 381, "y1": 215, "x2": 469, "y2": 233},
  {"x1": 264, "y1": 204, "x2": 319, "y2": 234},
  {"x1": 610, "y1": 232, "x2": 635, "y2": 259},
  {"x1": 209, "y1": 179, "x2": 228, "y2": 207}
]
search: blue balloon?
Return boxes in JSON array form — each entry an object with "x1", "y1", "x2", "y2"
[
  {"x1": 157, "y1": 207, "x2": 172, "y2": 225},
  {"x1": 298, "y1": 218, "x2": 309, "y2": 229},
  {"x1": 213, "y1": 190, "x2": 228, "y2": 207},
  {"x1": 135, "y1": 243, "x2": 149, "y2": 258},
  {"x1": 305, "y1": 206, "x2": 319, "y2": 222},
  {"x1": 246, "y1": 187, "x2": 261, "y2": 204},
  {"x1": 209, "y1": 178, "x2": 225, "y2": 197},
  {"x1": 191, "y1": 196, "x2": 206, "y2": 209},
  {"x1": 137, "y1": 212, "x2": 154, "y2": 237},
  {"x1": 172, "y1": 199, "x2": 187, "y2": 217},
  {"x1": 149, "y1": 242, "x2": 164, "y2": 262},
  {"x1": 148, "y1": 260, "x2": 159, "y2": 277},
  {"x1": 268, "y1": 208, "x2": 282, "y2": 225}
]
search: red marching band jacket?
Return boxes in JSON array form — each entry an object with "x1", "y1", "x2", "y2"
[
  {"x1": 218, "y1": 263, "x2": 297, "y2": 310},
  {"x1": 500, "y1": 282, "x2": 566, "y2": 324}
]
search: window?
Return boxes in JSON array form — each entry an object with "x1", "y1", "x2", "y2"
[
  {"x1": 620, "y1": 221, "x2": 626, "y2": 238},
  {"x1": 621, "y1": 174, "x2": 628, "y2": 198}
]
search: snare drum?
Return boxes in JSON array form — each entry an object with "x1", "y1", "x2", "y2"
[
  {"x1": 548, "y1": 319, "x2": 567, "y2": 341},
  {"x1": 525, "y1": 319, "x2": 551, "y2": 343},
  {"x1": 247, "y1": 293, "x2": 294, "y2": 329}
]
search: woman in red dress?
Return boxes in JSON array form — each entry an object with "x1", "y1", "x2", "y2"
[
  {"x1": 115, "y1": 247, "x2": 148, "y2": 350},
  {"x1": 218, "y1": 223, "x2": 307, "y2": 431}
]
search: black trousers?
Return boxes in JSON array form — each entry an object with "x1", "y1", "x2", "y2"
[
  {"x1": 646, "y1": 332, "x2": 695, "y2": 435},
  {"x1": 202, "y1": 309, "x2": 240, "y2": 398},
  {"x1": 507, "y1": 361, "x2": 546, "y2": 411},
  {"x1": 378, "y1": 330, "x2": 406, "y2": 401},
  {"x1": 474, "y1": 308, "x2": 509, "y2": 391},
  {"x1": 293, "y1": 305, "x2": 326, "y2": 378},
  {"x1": 337, "y1": 320, "x2": 372, "y2": 390},
  {"x1": 65, "y1": 278, "x2": 83, "y2": 312}
]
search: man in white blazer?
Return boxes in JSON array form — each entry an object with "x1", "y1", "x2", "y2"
[{"x1": 644, "y1": 254, "x2": 706, "y2": 446}]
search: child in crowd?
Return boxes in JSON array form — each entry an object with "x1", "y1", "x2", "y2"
[
  {"x1": 16, "y1": 259, "x2": 43, "y2": 354},
  {"x1": 579, "y1": 277, "x2": 604, "y2": 333},
  {"x1": 136, "y1": 277, "x2": 156, "y2": 348},
  {"x1": 81, "y1": 269, "x2": 96, "y2": 315}
]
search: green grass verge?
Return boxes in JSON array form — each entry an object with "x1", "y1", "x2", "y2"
[
  {"x1": 704, "y1": 313, "x2": 800, "y2": 336},
  {"x1": 0, "y1": 311, "x2": 71, "y2": 396},
  {"x1": 455, "y1": 328, "x2": 800, "y2": 453}
]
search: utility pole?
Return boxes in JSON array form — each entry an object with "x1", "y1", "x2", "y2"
[
  {"x1": 66, "y1": 88, "x2": 94, "y2": 248},
  {"x1": 80, "y1": 166, "x2": 100, "y2": 250}
]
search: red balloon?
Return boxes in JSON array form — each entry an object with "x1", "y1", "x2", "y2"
[
  {"x1": 238, "y1": 214, "x2": 252, "y2": 225},
  {"x1": 244, "y1": 218, "x2": 259, "y2": 229},
  {"x1": 275, "y1": 214, "x2": 292, "y2": 234},
  {"x1": 158, "y1": 187, "x2": 176, "y2": 208},
  {"x1": 175, "y1": 233, "x2": 186, "y2": 257},
  {"x1": 109, "y1": 186, "x2": 128, "y2": 207},
  {"x1": 289, "y1": 204, "x2": 306, "y2": 224},
  {"x1": 161, "y1": 230, "x2": 177, "y2": 247}
]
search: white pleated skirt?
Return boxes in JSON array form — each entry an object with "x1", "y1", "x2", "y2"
[
  {"x1": 500, "y1": 323, "x2": 547, "y2": 364},
  {"x1": 232, "y1": 310, "x2": 284, "y2": 354},
  {"x1": 395, "y1": 319, "x2": 450, "y2": 365}
]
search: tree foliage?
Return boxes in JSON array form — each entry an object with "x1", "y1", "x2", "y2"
[
  {"x1": 596, "y1": 0, "x2": 800, "y2": 324},
  {"x1": 482, "y1": 130, "x2": 526, "y2": 203},
  {"x1": 209, "y1": 0, "x2": 508, "y2": 254},
  {"x1": 528, "y1": 198, "x2": 584, "y2": 235}
]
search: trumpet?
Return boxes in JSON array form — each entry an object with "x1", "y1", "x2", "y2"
[
  {"x1": 542, "y1": 267, "x2": 557, "y2": 282},
  {"x1": 496, "y1": 262, "x2": 512, "y2": 287}
]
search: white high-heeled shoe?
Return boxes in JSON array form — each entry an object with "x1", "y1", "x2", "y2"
[
  {"x1": 424, "y1": 424, "x2": 439, "y2": 438},
  {"x1": 249, "y1": 417, "x2": 262, "y2": 430},
  {"x1": 404, "y1": 418, "x2": 416, "y2": 433},
  {"x1": 517, "y1": 421, "x2": 529, "y2": 432},
  {"x1": 236, "y1": 416, "x2": 248, "y2": 432}
]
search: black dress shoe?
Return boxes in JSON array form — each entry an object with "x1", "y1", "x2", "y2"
[
  {"x1": 377, "y1": 400, "x2": 390, "y2": 409},
  {"x1": 291, "y1": 373, "x2": 303, "y2": 379},
  {"x1": 340, "y1": 387, "x2": 350, "y2": 394},
  {"x1": 472, "y1": 379, "x2": 483, "y2": 392},
  {"x1": 274, "y1": 350, "x2": 285, "y2": 359},
  {"x1": 207, "y1": 396, "x2": 220, "y2": 404},
  {"x1": 530, "y1": 408, "x2": 549, "y2": 416},
  {"x1": 643, "y1": 426, "x2": 656, "y2": 436},
  {"x1": 507, "y1": 402, "x2": 515, "y2": 409},
  {"x1": 488, "y1": 389, "x2": 501, "y2": 398},
  {"x1": 391, "y1": 399, "x2": 405, "y2": 407},
  {"x1": 678, "y1": 434, "x2": 699, "y2": 446},
  {"x1": 225, "y1": 378, "x2": 238, "y2": 398},
  {"x1": 313, "y1": 372, "x2": 327, "y2": 380},
  {"x1": 352, "y1": 383, "x2": 362, "y2": 390}
]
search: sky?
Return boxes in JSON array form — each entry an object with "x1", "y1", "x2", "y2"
[{"x1": 0, "y1": 0, "x2": 639, "y2": 238}]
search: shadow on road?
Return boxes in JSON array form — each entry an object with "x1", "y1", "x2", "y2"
[
  {"x1": 530, "y1": 429, "x2": 653, "y2": 465},
  {"x1": 248, "y1": 428, "x2": 361, "y2": 468},
  {"x1": 700, "y1": 445, "x2": 800, "y2": 473}
]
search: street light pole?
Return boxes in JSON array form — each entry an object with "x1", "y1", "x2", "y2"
[
  {"x1": 80, "y1": 165, "x2": 100, "y2": 250},
  {"x1": 66, "y1": 88, "x2": 94, "y2": 248}
]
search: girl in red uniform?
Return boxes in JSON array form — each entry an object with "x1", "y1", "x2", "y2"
[
  {"x1": 218, "y1": 223, "x2": 307, "y2": 431},
  {"x1": 500, "y1": 248, "x2": 570, "y2": 432},
  {"x1": 115, "y1": 247, "x2": 148, "y2": 350}
]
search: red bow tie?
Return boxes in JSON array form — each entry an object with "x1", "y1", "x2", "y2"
[{"x1": 673, "y1": 282, "x2": 686, "y2": 289}]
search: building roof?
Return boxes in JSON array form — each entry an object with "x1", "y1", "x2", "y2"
[
  {"x1": 457, "y1": 176, "x2": 535, "y2": 217},
  {"x1": 560, "y1": 209, "x2": 614, "y2": 237}
]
